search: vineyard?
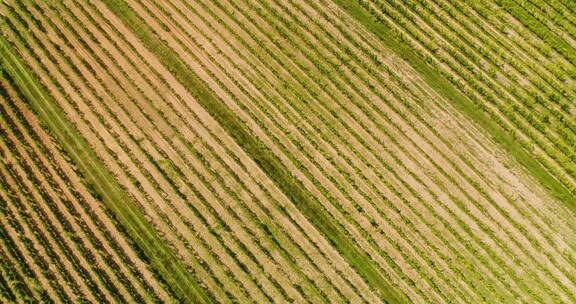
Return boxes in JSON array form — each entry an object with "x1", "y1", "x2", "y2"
[{"x1": 0, "y1": 0, "x2": 575, "y2": 303}]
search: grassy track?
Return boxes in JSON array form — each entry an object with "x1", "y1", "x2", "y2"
[
  {"x1": 0, "y1": 34, "x2": 213, "y2": 304},
  {"x1": 98, "y1": 0, "x2": 407, "y2": 302},
  {"x1": 332, "y1": 0, "x2": 576, "y2": 211}
]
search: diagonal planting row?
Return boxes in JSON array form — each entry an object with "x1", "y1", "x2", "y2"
[
  {"x1": 0, "y1": 4, "x2": 215, "y2": 303},
  {"x1": 1, "y1": 4, "x2": 274, "y2": 304},
  {"x1": 0, "y1": 31, "x2": 180, "y2": 304},
  {"x1": 64, "y1": 0, "x2": 382, "y2": 300},
  {"x1": 113, "y1": 0, "x2": 454, "y2": 300},
  {"x1": 4, "y1": 0, "x2": 576, "y2": 302},
  {"x1": 109, "y1": 0, "x2": 576, "y2": 302},
  {"x1": 101, "y1": 0, "x2": 406, "y2": 301},
  {"x1": 326, "y1": 0, "x2": 572, "y2": 254},
  {"x1": 352, "y1": 0, "x2": 569, "y2": 256},
  {"x1": 333, "y1": 0, "x2": 576, "y2": 238},
  {"x1": 251, "y1": 0, "x2": 572, "y2": 296},
  {"x1": 0, "y1": 61, "x2": 168, "y2": 303},
  {"x1": 3, "y1": 0, "x2": 391, "y2": 302},
  {"x1": 128, "y1": 0, "x2": 576, "y2": 300},
  {"x1": 0, "y1": 91, "x2": 135, "y2": 303},
  {"x1": 358, "y1": 0, "x2": 576, "y2": 200},
  {"x1": 200, "y1": 0, "x2": 576, "y2": 300}
]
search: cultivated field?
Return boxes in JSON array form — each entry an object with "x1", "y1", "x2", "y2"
[{"x1": 1, "y1": 0, "x2": 575, "y2": 303}]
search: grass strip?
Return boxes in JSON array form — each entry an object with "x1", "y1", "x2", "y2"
[
  {"x1": 97, "y1": 1, "x2": 407, "y2": 303},
  {"x1": 0, "y1": 34, "x2": 213, "y2": 304},
  {"x1": 332, "y1": 0, "x2": 576, "y2": 211}
]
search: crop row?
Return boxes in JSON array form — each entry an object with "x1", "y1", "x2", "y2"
[
  {"x1": 94, "y1": 0, "x2": 430, "y2": 302},
  {"x1": 0, "y1": 5, "x2": 215, "y2": 302},
  {"x1": 172, "y1": 0, "x2": 576, "y2": 300},
  {"x1": 4, "y1": 6, "x2": 258, "y2": 303},
  {"x1": 56, "y1": 0, "x2": 356, "y2": 300},
  {"x1": 356, "y1": 0, "x2": 572, "y2": 234},
  {"x1": 213, "y1": 0, "x2": 576, "y2": 300},
  {"x1": 0, "y1": 43, "x2": 182, "y2": 304},
  {"x1": 99, "y1": 0, "x2": 414, "y2": 300},
  {"x1": 359, "y1": 0, "x2": 576, "y2": 200},
  {"x1": 4, "y1": 0, "x2": 576, "y2": 302},
  {"x1": 125, "y1": 0, "x2": 576, "y2": 300},
  {"x1": 129, "y1": 0, "x2": 460, "y2": 300},
  {"x1": 368, "y1": 0, "x2": 576, "y2": 249},
  {"x1": 5, "y1": 0, "x2": 382, "y2": 302}
]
